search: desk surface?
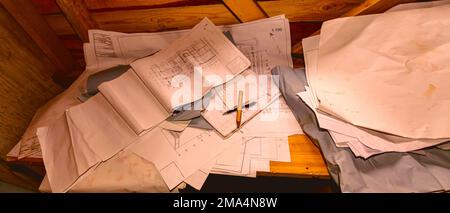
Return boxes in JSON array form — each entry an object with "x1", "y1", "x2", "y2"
[
  {"x1": 7, "y1": 134, "x2": 330, "y2": 179},
  {"x1": 264, "y1": 134, "x2": 329, "y2": 178}
]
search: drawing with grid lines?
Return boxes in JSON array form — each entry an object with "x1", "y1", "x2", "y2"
[{"x1": 131, "y1": 18, "x2": 251, "y2": 111}]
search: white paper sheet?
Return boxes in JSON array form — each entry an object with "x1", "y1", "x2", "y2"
[
  {"x1": 17, "y1": 137, "x2": 41, "y2": 159},
  {"x1": 131, "y1": 18, "x2": 251, "y2": 110},
  {"x1": 211, "y1": 136, "x2": 290, "y2": 177},
  {"x1": 159, "y1": 120, "x2": 191, "y2": 132},
  {"x1": 7, "y1": 139, "x2": 41, "y2": 159},
  {"x1": 85, "y1": 30, "x2": 188, "y2": 70},
  {"x1": 83, "y1": 16, "x2": 292, "y2": 138},
  {"x1": 7, "y1": 63, "x2": 108, "y2": 160},
  {"x1": 8, "y1": 72, "x2": 87, "y2": 160},
  {"x1": 66, "y1": 94, "x2": 138, "y2": 161},
  {"x1": 127, "y1": 127, "x2": 180, "y2": 189},
  {"x1": 300, "y1": 34, "x2": 449, "y2": 157},
  {"x1": 98, "y1": 69, "x2": 169, "y2": 134},
  {"x1": 299, "y1": 86, "x2": 448, "y2": 155},
  {"x1": 84, "y1": 15, "x2": 291, "y2": 112},
  {"x1": 386, "y1": 0, "x2": 450, "y2": 13},
  {"x1": 85, "y1": 15, "x2": 291, "y2": 74},
  {"x1": 38, "y1": 151, "x2": 171, "y2": 193},
  {"x1": 210, "y1": 97, "x2": 298, "y2": 177},
  {"x1": 314, "y1": 4, "x2": 450, "y2": 139},
  {"x1": 202, "y1": 69, "x2": 280, "y2": 137},
  {"x1": 129, "y1": 127, "x2": 240, "y2": 190},
  {"x1": 36, "y1": 115, "x2": 99, "y2": 193},
  {"x1": 183, "y1": 169, "x2": 210, "y2": 190},
  {"x1": 242, "y1": 97, "x2": 303, "y2": 136},
  {"x1": 28, "y1": 16, "x2": 295, "y2": 192}
]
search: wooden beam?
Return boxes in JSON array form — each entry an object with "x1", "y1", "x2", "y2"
[
  {"x1": 355, "y1": 0, "x2": 418, "y2": 15},
  {"x1": 258, "y1": 0, "x2": 363, "y2": 22},
  {"x1": 45, "y1": 14, "x2": 75, "y2": 35},
  {"x1": 84, "y1": 0, "x2": 220, "y2": 10},
  {"x1": 56, "y1": 0, "x2": 99, "y2": 42},
  {"x1": 340, "y1": 0, "x2": 383, "y2": 16},
  {"x1": 31, "y1": 0, "x2": 61, "y2": 14},
  {"x1": 0, "y1": 2, "x2": 61, "y2": 165},
  {"x1": 92, "y1": 4, "x2": 238, "y2": 33},
  {"x1": 223, "y1": 0, "x2": 267, "y2": 22},
  {"x1": 85, "y1": 0, "x2": 187, "y2": 10},
  {"x1": 0, "y1": 0, "x2": 82, "y2": 86},
  {"x1": 291, "y1": 0, "x2": 383, "y2": 54},
  {"x1": 46, "y1": 4, "x2": 238, "y2": 35}
]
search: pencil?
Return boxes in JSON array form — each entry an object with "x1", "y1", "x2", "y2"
[{"x1": 236, "y1": 90, "x2": 243, "y2": 128}]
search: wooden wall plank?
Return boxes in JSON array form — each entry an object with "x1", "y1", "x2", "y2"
[
  {"x1": 45, "y1": 14, "x2": 75, "y2": 35},
  {"x1": 340, "y1": 0, "x2": 383, "y2": 16},
  {"x1": 85, "y1": 0, "x2": 221, "y2": 10},
  {"x1": 56, "y1": 0, "x2": 100, "y2": 42},
  {"x1": 31, "y1": 0, "x2": 223, "y2": 14},
  {"x1": 92, "y1": 4, "x2": 239, "y2": 33},
  {"x1": 85, "y1": 0, "x2": 187, "y2": 9},
  {"x1": 0, "y1": 4, "x2": 62, "y2": 156},
  {"x1": 31, "y1": 0, "x2": 61, "y2": 14},
  {"x1": 59, "y1": 35, "x2": 83, "y2": 50},
  {"x1": 223, "y1": 0, "x2": 267, "y2": 22},
  {"x1": 289, "y1": 21, "x2": 322, "y2": 48},
  {"x1": 0, "y1": 0, "x2": 82, "y2": 86},
  {"x1": 45, "y1": 4, "x2": 239, "y2": 35},
  {"x1": 258, "y1": 0, "x2": 364, "y2": 22},
  {"x1": 30, "y1": 0, "x2": 222, "y2": 14},
  {"x1": 0, "y1": 4, "x2": 61, "y2": 190}
]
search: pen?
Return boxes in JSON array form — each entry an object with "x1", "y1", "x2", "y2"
[
  {"x1": 222, "y1": 101, "x2": 256, "y2": 115},
  {"x1": 236, "y1": 91, "x2": 243, "y2": 128}
]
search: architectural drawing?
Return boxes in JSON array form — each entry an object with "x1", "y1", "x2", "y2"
[
  {"x1": 93, "y1": 33, "x2": 118, "y2": 58},
  {"x1": 212, "y1": 136, "x2": 290, "y2": 176},
  {"x1": 236, "y1": 39, "x2": 271, "y2": 75},
  {"x1": 149, "y1": 39, "x2": 218, "y2": 87},
  {"x1": 18, "y1": 136, "x2": 42, "y2": 159},
  {"x1": 162, "y1": 128, "x2": 215, "y2": 155}
]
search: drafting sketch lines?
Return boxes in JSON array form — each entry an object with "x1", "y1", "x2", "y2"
[
  {"x1": 18, "y1": 136, "x2": 42, "y2": 159},
  {"x1": 244, "y1": 136, "x2": 284, "y2": 160},
  {"x1": 116, "y1": 35, "x2": 160, "y2": 63},
  {"x1": 93, "y1": 33, "x2": 118, "y2": 58},
  {"x1": 149, "y1": 39, "x2": 218, "y2": 87},
  {"x1": 236, "y1": 39, "x2": 271, "y2": 75},
  {"x1": 162, "y1": 129, "x2": 214, "y2": 155},
  {"x1": 260, "y1": 98, "x2": 291, "y2": 116},
  {"x1": 212, "y1": 136, "x2": 287, "y2": 175}
]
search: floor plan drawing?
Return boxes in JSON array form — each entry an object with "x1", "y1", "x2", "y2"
[
  {"x1": 148, "y1": 39, "x2": 218, "y2": 87},
  {"x1": 211, "y1": 136, "x2": 290, "y2": 177},
  {"x1": 236, "y1": 39, "x2": 271, "y2": 75},
  {"x1": 162, "y1": 128, "x2": 216, "y2": 156}
]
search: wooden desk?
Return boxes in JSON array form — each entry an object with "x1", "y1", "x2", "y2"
[
  {"x1": 7, "y1": 134, "x2": 330, "y2": 179},
  {"x1": 265, "y1": 134, "x2": 329, "y2": 178}
]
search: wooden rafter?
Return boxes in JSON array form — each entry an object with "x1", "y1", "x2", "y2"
[
  {"x1": 223, "y1": 0, "x2": 267, "y2": 22},
  {"x1": 0, "y1": 0, "x2": 82, "y2": 86},
  {"x1": 56, "y1": 0, "x2": 99, "y2": 42}
]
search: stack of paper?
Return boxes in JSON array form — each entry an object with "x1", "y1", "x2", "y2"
[
  {"x1": 25, "y1": 15, "x2": 304, "y2": 192},
  {"x1": 298, "y1": 1, "x2": 450, "y2": 159}
]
